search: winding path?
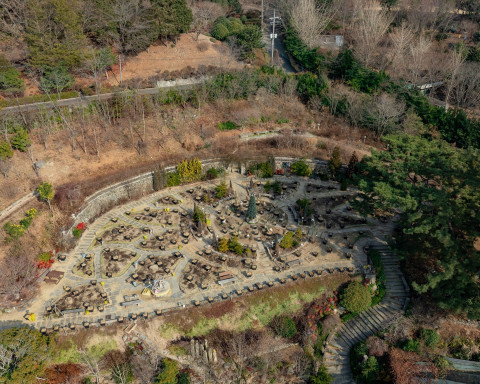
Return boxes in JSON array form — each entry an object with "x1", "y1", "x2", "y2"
[{"x1": 323, "y1": 243, "x2": 409, "y2": 383}]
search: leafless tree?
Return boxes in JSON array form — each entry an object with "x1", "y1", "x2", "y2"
[
  {"x1": 0, "y1": 252, "x2": 37, "y2": 301},
  {"x1": 399, "y1": 0, "x2": 455, "y2": 32},
  {"x1": 280, "y1": 77, "x2": 298, "y2": 100},
  {"x1": 388, "y1": 22, "x2": 415, "y2": 73},
  {"x1": 445, "y1": 48, "x2": 467, "y2": 110},
  {"x1": 406, "y1": 33, "x2": 433, "y2": 85},
  {"x1": 351, "y1": 0, "x2": 394, "y2": 66},
  {"x1": 0, "y1": 159, "x2": 11, "y2": 178},
  {"x1": 79, "y1": 349, "x2": 102, "y2": 384},
  {"x1": 366, "y1": 93, "x2": 405, "y2": 137},
  {"x1": 0, "y1": 345, "x2": 13, "y2": 377},
  {"x1": 110, "y1": 0, "x2": 155, "y2": 54},
  {"x1": 289, "y1": 0, "x2": 337, "y2": 49},
  {"x1": 450, "y1": 62, "x2": 480, "y2": 109},
  {"x1": 0, "y1": 0, "x2": 27, "y2": 37},
  {"x1": 190, "y1": 1, "x2": 225, "y2": 41}
]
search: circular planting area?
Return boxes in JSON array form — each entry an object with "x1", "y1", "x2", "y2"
[{"x1": 32, "y1": 171, "x2": 389, "y2": 329}]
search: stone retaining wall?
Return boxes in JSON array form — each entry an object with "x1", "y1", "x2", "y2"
[
  {"x1": 72, "y1": 156, "x2": 331, "y2": 228},
  {"x1": 73, "y1": 158, "x2": 226, "y2": 226}
]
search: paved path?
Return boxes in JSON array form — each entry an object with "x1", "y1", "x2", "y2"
[{"x1": 323, "y1": 243, "x2": 409, "y2": 383}]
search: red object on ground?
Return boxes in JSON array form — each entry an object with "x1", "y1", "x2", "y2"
[
  {"x1": 38, "y1": 259, "x2": 54, "y2": 269},
  {"x1": 76, "y1": 222, "x2": 85, "y2": 230}
]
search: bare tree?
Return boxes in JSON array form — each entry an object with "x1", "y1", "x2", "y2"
[
  {"x1": 110, "y1": 0, "x2": 155, "y2": 54},
  {"x1": 450, "y1": 62, "x2": 480, "y2": 109},
  {"x1": 366, "y1": 93, "x2": 405, "y2": 137},
  {"x1": 400, "y1": 0, "x2": 455, "y2": 32},
  {"x1": 0, "y1": 159, "x2": 11, "y2": 178},
  {"x1": 289, "y1": 0, "x2": 337, "y2": 49},
  {"x1": 0, "y1": 0, "x2": 27, "y2": 37},
  {"x1": 445, "y1": 48, "x2": 467, "y2": 110},
  {"x1": 388, "y1": 22, "x2": 415, "y2": 74},
  {"x1": 351, "y1": 0, "x2": 394, "y2": 66},
  {"x1": 190, "y1": 1, "x2": 225, "y2": 41},
  {"x1": 0, "y1": 345, "x2": 13, "y2": 377},
  {"x1": 0, "y1": 252, "x2": 37, "y2": 301},
  {"x1": 79, "y1": 349, "x2": 102, "y2": 384}
]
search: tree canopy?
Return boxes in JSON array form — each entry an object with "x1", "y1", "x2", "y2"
[
  {"x1": 355, "y1": 134, "x2": 480, "y2": 319},
  {"x1": 0, "y1": 327, "x2": 52, "y2": 384}
]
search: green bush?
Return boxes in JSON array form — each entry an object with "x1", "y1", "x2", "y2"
[
  {"x1": 178, "y1": 371, "x2": 190, "y2": 384},
  {"x1": 401, "y1": 338, "x2": 420, "y2": 352},
  {"x1": 272, "y1": 316, "x2": 297, "y2": 338},
  {"x1": 283, "y1": 26, "x2": 324, "y2": 72},
  {"x1": 177, "y1": 158, "x2": 202, "y2": 183},
  {"x1": 193, "y1": 204, "x2": 206, "y2": 224},
  {"x1": 166, "y1": 172, "x2": 181, "y2": 187},
  {"x1": 309, "y1": 364, "x2": 332, "y2": 384},
  {"x1": 0, "y1": 141, "x2": 13, "y2": 160},
  {"x1": 0, "y1": 55, "x2": 25, "y2": 95},
  {"x1": 217, "y1": 121, "x2": 239, "y2": 130},
  {"x1": 291, "y1": 159, "x2": 312, "y2": 177},
  {"x1": 280, "y1": 231, "x2": 294, "y2": 249},
  {"x1": 156, "y1": 358, "x2": 179, "y2": 384},
  {"x1": 206, "y1": 167, "x2": 219, "y2": 180},
  {"x1": 215, "y1": 181, "x2": 228, "y2": 198},
  {"x1": 10, "y1": 128, "x2": 31, "y2": 152},
  {"x1": 421, "y1": 329, "x2": 440, "y2": 347},
  {"x1": 38, "y1": 252, "x2": 51, "y2": 263},
  {"x1": 72, "y1": 227, "x2": 82, "y2": 238},
  {"x1": 340, "y1": 281, "x2": 372, "y2": 314},
  {"x1": 40, "y1": 66, "x2": 74, "y2": 94},
  {"x1": 264, "y1": 181, "x2": 271, "y2": 193},
  {"x1": 227, "y1": 236, "x2": 244, "y2": 255}
]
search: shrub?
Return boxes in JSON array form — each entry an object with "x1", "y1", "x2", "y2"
[
  {"x1": 40, "y1": 66, "x2": 74, "y2": 94},
  {"x1": 0, "y1": 141, "x2": 13, "y2": 160},
  {"x1": 420, "y1": 329, "x2": 440, "y2": 347},
  {"x1": 178, "y1": 371, "x2": 190, "y2": 384},
  {"x1": 72, "y1": 227, "x2": 82, "y2": 238},
  {"x1": 39, "y1": 252, "x2": 51, "y2": 263},
  {"x1": 272, "y1": 180, "x2": 282, "y2": 194},
  {"x1": 10, "y1": 128, "x2": 31, "y2": 152},
  {"x1": 215, "y1": 181, "x2": 228, "y2": 198},
  {"x1": 166, "y1": 172, "x2": 181, "y2": 187},
  {"x1": 280, "y1": 231, "x2": 294, "y2": 249},
  {"x1": 272, "y1": 316, "x2": 297, "y2": 338},
  {"x1": 401, "y1": 338, "x2": 420, "y2": 352},
  {"x1": 156, "y1": 358, "x2": 178, "y2": 384},
  {"x1": 309, "y1": 364, "x2": 332, "y2": 384},
  {"x1": 264, "y1": 181, "x2": 271, "y2": 193},
  {"x1": 340, "y1": 281, "x2": 372, "y2": 314},
  {"x1": 206, "y1": 167, "x2": 219, "y2": 180},
  {"x1": 4, "y1": 222, "x2": 25, "y2": 240},
  {"x1": 328, "y1": 147, "x2": 342, "y2": 177},
  {"x1": 291, "y1": 159, "x2": 312, "y2": 177},
  {"x1": 193, "y1": 204, "x2": 206, "y2": 224},
  {"x1": 0, "y1": 55, "x2": 25, "y2": 95},
  {"x1": 177, "y1": 158, "x2": 202, "y2": 183},
  {"x1": 227, "y1": 236, "x2": 244, "y2": 255},
  {"x1": 217, "y1": 238, "x2": 229, "y2": 253},
  {"x1": 217, "y1": 121, "x2": 239, "y2": 130}
]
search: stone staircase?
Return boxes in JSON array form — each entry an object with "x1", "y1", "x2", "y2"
[{"x1": 324, "y1": 243, "x2": 409, "y2": 384}]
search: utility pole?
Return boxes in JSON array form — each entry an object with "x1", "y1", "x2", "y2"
[
  {"x1": 269, "y1": 9, "x2": 281, "y2": 66},
  {"x1": 261, "y1": 0, "x2": 264, "y2": 28},
  {"x1": 118, "y1": 55, "x2": 123, "y2": 87}
]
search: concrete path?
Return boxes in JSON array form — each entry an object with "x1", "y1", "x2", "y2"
[{"x1": 323, "y1": 243, "x2": 409, "y2": 383}]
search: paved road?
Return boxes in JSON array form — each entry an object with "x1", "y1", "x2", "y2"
[
  {"x1": 262, "y1": 11, "x2": 296, "y2": 73},
  {"x1": 0, "y1": 80, "x2": 205, "y2": 115}
]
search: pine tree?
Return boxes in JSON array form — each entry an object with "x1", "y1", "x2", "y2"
[
  {"x1": 346, "y1": 151, "x2": 359, "y2": 179},
  {"x1": 328, "y1": 146, "x2": 342, "y2": 177},
  {"x1": 245, "y1": 194, "x2": 257, "y2": 222}
]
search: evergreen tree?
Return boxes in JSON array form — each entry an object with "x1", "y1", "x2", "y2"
[
  {"x1": 245, "y1": 194, "x2": 257, "y2": 221},
  {"x1": 218, "y1": 238, "x2": 229, "y2": 253},
  {"x1": 356, "y1": 134, "x2": 480, "y2": 319},
  {"x1": 25, "y1": 0, "x2": 87, "y2": 70},
  {"x1": 346, "y1": 151, "x2": 359, "y2": 179},
  {"x1": 328, "y1": 146, "x2": 342, "y2": 177},
  {"x1": 151, "y1": 0, "x2": 193, "y2": 43}
]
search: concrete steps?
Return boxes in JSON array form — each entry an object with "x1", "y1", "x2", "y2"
[{"x1": 324, "y1": 243, "x2": 408, "y2": 383}]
